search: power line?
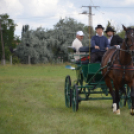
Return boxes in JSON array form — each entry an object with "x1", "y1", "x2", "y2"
[
  {"x1": 13, "y1": 16, "x2": 58, "y2": 20},
  {"x1": 101, "y1": 7, "x2": 134, "y2": 8},
  {"x1": 12, "y1": 13, "x2": 80, "y2": 20},
  {"x1": 10, "y1": 6, "x2": 134, "y2": 20}
]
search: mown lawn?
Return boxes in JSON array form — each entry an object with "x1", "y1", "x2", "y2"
[{"x1": 0, "y1": 64, "x2": 134, "y2": 134}]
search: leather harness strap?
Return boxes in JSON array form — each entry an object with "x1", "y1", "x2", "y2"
[{"x1": 111, "y1": 64, "x2": 134, "y2": 71}]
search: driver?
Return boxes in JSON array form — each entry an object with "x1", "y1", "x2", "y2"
[{"x1": 90, "y1": 24, "x2": 109, "y2": 63}]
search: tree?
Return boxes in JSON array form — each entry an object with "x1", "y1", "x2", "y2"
[
  {"x1": 84, "y1": 26, "x2": 95, "y2": 37},
  {"x1": 118, "y1": 25, "x2": 134, "y2": 39},
  {"x1": 105, "y1": 21, "x2": 115, "y2": 30},
  {"x1": 15, "y1": 17, "x2": 89, "y2": 64},
  {"x1": 104, "y1": 21, "x2": 117, "y2": 37},
  {"x1": 0, "y1": 14, "x2": 17, "y2": 63}
]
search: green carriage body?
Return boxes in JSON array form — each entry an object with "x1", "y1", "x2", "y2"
[
  {"x1": 64, "y1": 48, "x2": 132, "y2": 112},
  {"x1": 76, "y1": 63, "x2": 102, "y2": 83}
]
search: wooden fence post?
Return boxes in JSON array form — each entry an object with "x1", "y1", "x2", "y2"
[
  {"x1": 28, "y1": 55, "x2": 31, "y2": 64},
  {"x1": 10, "y1": 55, "x2": 12, "y2": 65}
]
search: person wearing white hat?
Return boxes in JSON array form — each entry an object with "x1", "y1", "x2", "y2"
[{"x1": 72, "y1": 31, "x2": 84, "y2": 60}]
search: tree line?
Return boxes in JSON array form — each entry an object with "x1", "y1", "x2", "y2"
[{"x1": 0, "y1": 14, "x2": 130, "y2": 64}]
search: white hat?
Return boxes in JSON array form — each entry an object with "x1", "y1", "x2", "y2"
[{"x1": 76, "y1": 31, "x2": 84, "y2": 36}]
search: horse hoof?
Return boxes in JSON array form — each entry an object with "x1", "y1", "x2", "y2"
[
  {"x1": 114, "y1": 109, "x2": 120, "y2": 115},
  {"x1": 130, "y1": 109, "x2": 134, "y2": 115}
]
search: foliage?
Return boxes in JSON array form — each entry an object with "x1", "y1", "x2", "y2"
[
  {"x1": 118, "y1": 30, "x2": 126, "y2": 39},
  {"x1": 15, "y1": 18, "x2": 89, "y2": 64},
  {"x1": 104, "y1": 21, "x2": 116, "y2": 37},
  {"x1": 84, "y1": 26, "x2": 95, "y2": 38},
  {"x1": 12, "y1": 55, "x2": 20, "y2": 64},
  {"x1": 0, "y1": 14, "x2": 17, "y2": 60},
  {"x1": 105, "y1": 21, "x2": 116, "y2": 31},
  {"x1": 118, "y1": 25, "x2": 134, "y2": 39}
]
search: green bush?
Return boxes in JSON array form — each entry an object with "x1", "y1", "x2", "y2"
[{"x1": 12, "y1": 56, "x2": 20, "y2": 64}]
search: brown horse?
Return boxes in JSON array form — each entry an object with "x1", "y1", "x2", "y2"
[{"x1": 101, "y1": 25, "x2": 134, "y2": 115}]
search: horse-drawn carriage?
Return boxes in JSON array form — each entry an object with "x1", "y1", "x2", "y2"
[{"x1": 64, "y1": 25, "x2": 134, "y2": 115}]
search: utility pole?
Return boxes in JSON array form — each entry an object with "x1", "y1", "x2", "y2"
[
  {"x1": 81, "y1": 6, "x2": 100, "y2": 44},
  {"x1": 0, "y1": 17, "x2": 6, "y2": 65}
]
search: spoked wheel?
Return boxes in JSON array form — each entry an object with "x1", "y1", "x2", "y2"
[
  {"x1": 76, "y1": 80, "x2": 83, "y2": 92},
  {"x1": 119, "y1": 85, "x2": 132, "y2": 109},
  {"x1": 72, "y1": 84, "x2": 79, "y2": 112},
  {"x1": 126, "y1": 86, "x2": 132, "y2": 109},
  {"x1": 64, "y1": 75, "x2": 72, "y2": 108}
]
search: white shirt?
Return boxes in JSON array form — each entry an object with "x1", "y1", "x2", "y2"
[
  {"x1": 108, "y1": 36, "x2": 113, "y2": 45},
  {"x1": 72, "y1": 38, "x2": 83, "y2": 60}
]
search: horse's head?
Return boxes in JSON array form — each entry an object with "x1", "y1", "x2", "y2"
[{"x1": 122, "y1": 25, "x2": 134, "y2": 56}]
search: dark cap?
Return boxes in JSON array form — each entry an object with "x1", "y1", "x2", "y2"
[
  {"x1": 105, "y1": 27, "x2": 116, "y2": 33},
  {"x1": 95, "y1": 24, "x2": 104, "y2": 30}
]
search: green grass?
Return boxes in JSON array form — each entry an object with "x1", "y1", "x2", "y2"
[{"x1": 0, "y1": 64, "x2": 134, "y2": 134}]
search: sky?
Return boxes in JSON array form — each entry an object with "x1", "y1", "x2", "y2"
[{"x1": 1, "y1": 0, "x2": 134, "y2": 37}]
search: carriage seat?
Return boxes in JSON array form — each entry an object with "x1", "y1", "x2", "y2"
[
  {"x1": 68, "y1": 46, "x2": 89, "y2": 64},
  {"x1": 79, "y1": 46, "x2": 89, "y2": 52},
  {"x1": 68, "y1": 46, "x2": 89, "y2": 52}
]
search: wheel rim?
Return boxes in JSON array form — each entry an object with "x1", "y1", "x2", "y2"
[
  {"x1": 119, "y1": 85, "x2": 132, "y2": 109},
  {"x1": 64, "y1": 75, "x2": 71, "y2": 108},
  {"x1": 72, "y1": 85, "x2": 79, "y2": 112}
]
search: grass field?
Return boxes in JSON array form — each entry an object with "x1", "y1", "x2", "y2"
[{"x1": 0, "y1": 64, "x2": 134, "y2": 134}]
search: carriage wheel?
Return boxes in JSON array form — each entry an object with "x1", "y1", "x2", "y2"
[
  {"x1": 119, "y1": 85, "x2": 132, "y2": 109},
  {"x1": 126, "y1": 86, "x2": 132, "y2": 109},
  {"x1": 64, "y1": 75, "x2": 72, "y2": 108},
  {"x1": 72, "y1": 84, "x2": 79, "y2": 112}
]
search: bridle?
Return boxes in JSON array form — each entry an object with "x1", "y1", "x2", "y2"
[{"x1": 120, "y1": 29, "x2": 134, "y2": 56}]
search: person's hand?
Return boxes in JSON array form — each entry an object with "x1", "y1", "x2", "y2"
[
  {"x1": 106, "y1": 47, "x2": 108, "y2": 51},
  {"x1": 95, "y1": 46, "x2": 100, "y2": 49},
  {"x1": 114, "y1": 45, "x2": 120, "y2": 49}
]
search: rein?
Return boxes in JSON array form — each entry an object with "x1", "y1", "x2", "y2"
[
  {"x1": 109, "y1": 29, "x2": 134, "y2": 75},
  {"x1": 111, "y1": 64, "x2": 134, "y2": 71},
  {"x1": 101, "y1": 28, "x2": 134, "y2": 80}
]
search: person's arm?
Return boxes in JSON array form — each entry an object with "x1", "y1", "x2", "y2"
[
  {"x1": 91, "y1": 37, "x2": 100, "y2": 49},
  {"x1": 113, "y1": 35, "x2": 123, "y2": 49},
  {"x1": 105, "y1": 38, "x2": 109, "y2": 50},
  {"x1": 91, "y1": 37, "x2": 96, "y2": 48}
]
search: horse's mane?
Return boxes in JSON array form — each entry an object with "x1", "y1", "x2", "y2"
[{"x1": 126, "y1": 27, "x2": 134, "y2": 31}]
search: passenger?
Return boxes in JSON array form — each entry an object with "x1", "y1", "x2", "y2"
[
  {"x1": 72, "y1": 31, "x2": 84, "y2": 61},
  {"x1": 90, "y1": 24, "x2": 109, "y2": 63},
  {"x1": 105, "y1": 27, "x2": 123, "y2": 49}
]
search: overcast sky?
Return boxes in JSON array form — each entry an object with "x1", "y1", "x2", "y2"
[{"x1": 1, "y1": 0, "x2": 134, "y2": 37}]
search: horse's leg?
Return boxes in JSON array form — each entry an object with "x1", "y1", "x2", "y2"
[
  {"x1": 104, "y1": 76, "x2": 116, "y2": 110},
  {"x1": 113, "y1": 82, "x2": 120, "y2": 115},
  {"x1": 114, "y1": 88, "x2": 120, "y2": 115},
  {"x1": 130, "y1": 81, "x2": 134, "y2": 115}
]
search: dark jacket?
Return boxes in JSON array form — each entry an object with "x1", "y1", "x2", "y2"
[
  {"x1": 109, "y1": 35, "x2": 123, "y2": 46},
  {"x1": 91, "y1": 35, "x2": 109, "y2": 52}
]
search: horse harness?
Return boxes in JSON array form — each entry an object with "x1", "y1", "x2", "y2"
[{"x1": 108, "y1": 29, "x2": 134, "y2": 75}]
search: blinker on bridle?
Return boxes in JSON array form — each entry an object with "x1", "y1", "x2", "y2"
[{"x1": 123, "y1": 29, "x2": 134, "y2": 55}]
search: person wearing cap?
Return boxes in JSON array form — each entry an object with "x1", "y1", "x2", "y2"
[
  {"x1": 90, "y1": 24, "x2": 109, "y2": 63},
  {"x1": 105, "y1": 26, "x2": 123, "y2": 49},
  {"x1": 72, "y1": 31, "x2": 84, "y2": 60}
]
